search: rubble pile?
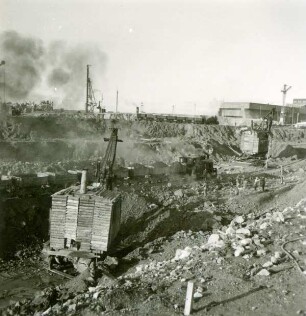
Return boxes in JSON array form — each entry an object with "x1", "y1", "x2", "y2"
[
  {"x1": 1, "y1": 116, "x2": 306, "y2": 315},
  {"x1": 2, "y1": 195, "x2": 305, "y2": 315}
]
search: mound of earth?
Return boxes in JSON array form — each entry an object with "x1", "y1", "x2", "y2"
[{"x1": 277, "y1": 145, "x2": 306, "y2": 159}]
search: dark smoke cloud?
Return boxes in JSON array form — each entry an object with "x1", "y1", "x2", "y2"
[
  {"x1": 0, "y1": 31, "x2": 107, "y2": 107},
  {"x1": 0, "y1": 31, "x2": 45, "y2": 99},
  {"x1": 46, "y1": 41, "x2": 107, "y2": 107},
  {"x1": 48, "y1": 68, "x2": 70, "y2": 86}
]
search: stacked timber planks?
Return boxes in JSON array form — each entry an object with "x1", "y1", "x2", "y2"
[
  {"x1": 50, "y1": 195, "x2": 67, "y2": 249},
  {"x1": 76, "y1": 197, "x2": 95, "y2": 251},
  {"x1": 49, "y1": 188, "x2": 121, "y2": 253},
  {"x1": 64, "y1": 196, "x2": 79, "y2": 245},
  {"x1": 91, "y1": 197, "x2": 113, "y2": 252}
]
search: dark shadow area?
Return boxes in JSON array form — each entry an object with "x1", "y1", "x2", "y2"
[
  {"x1": 278, "y1": 145, "x2": 306, "y2": 159},
  {"x1": 194, "y1": 285, "x2": 267, "y2": 312}
]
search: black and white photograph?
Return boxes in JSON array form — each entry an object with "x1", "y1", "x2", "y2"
[{"x1": 0, "y1": 0, "x2": 306, "y2": 315}]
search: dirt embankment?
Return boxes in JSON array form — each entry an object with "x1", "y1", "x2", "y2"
[
  {"x1": 0, "y1": 117, "x2": 240, "y2": 163},
  {"x1": 1, "y1": 116, "x2": 306, "y2": 164},
  {"x1": 270, "y1": 127, "x2": 306, "y2": 158}
]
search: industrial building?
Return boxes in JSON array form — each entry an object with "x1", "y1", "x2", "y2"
[
  {"x1": 293, "y1": 99, "x2": 306, "y2": 107},
  {"x1": 218, "y1": 102, "x2": 306, "y2": 126}
]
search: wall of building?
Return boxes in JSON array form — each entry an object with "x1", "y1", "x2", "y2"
[
  {"x1": 219, "y1": 102, "x2": 306, "y2": 126},
  {"x1": 219, "y1": 108, "x2": 243, "y2": 118},
  {"x1": 293, "y1": 99, "x2": 306, "y2": 107}
]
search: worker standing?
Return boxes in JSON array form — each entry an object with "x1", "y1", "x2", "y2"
[
  {"x1": 203, "y1": 168, "x2": 208, "y2": 181},
  {"x1": 254, "y1": 177, "x2": 260, "y2": 191},
  {"x1": 230, "y1": 182, "x2": 239, "y2": 196},
  {"x1": 203, "y1": 181, "x2": 207, "y2": 197},
  {"x1": 236, "y1": 175, "x2": 241, "y2": 188},
  {"x1": 260, "y1": 176, "x2": 266, "y2": 192},
  {"x1": 234, "y1": 185, "x2": 239, "y2": 195},
  {"x1": 280, "y1": 165, "x2": 284, "y2": 184}
]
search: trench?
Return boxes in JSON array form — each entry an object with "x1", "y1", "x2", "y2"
[{"x1": 0, "y1": 191, "x2": 51, "y2": 259}]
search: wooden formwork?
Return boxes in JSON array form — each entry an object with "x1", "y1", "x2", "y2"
[
  {"x1": 50, "y1": 195, "x2": 67, "y2": 249},
  {"x1": 49, "y1": 188, "x2": 121, "y2": 254},
  {"x1": 76, "y1": 197, "x2": 95, "y2": 251},
  {"x1": 64, "y1": 196, "x2": 79, "y2": 242}
]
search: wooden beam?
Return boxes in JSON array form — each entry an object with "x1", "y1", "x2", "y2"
[{"x1": 184, "y1": 281, "x2": 194, "y2": 316}]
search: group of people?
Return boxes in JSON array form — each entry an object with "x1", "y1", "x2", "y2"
[
  {"x1": 227, "y1": 174, "x2": 266, "y2": 196},
  {"x1": 202, "y1": 173, "x2": 267, "y2": 199},
  {"x1": 253, "y1": 176, "x2": 266, "y2": 192},
  {"x1": 233, "y1": 174, "x2": 266, "y2": 195}
]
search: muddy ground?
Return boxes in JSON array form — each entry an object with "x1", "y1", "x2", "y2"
[{"x1": 0, "y1": 117, "x2": 306, "y2": 315}]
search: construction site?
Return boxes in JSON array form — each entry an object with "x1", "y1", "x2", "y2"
[
  {"x1": 1, "y1": 4, "x2": 306, "y2": 313},
  {"x1": 1, "y1": 69, "x2": 306, "y2": 315}
]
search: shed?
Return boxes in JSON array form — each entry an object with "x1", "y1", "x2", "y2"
[
  {"x1": 50, "y1": 187, "x2": 121, "y2": 253},
  {"x1": 130, "y1": 163, "x2": 151, "y2": 177},
  {"x1": 113, "y1": 166, "x2": 129, "y2": 178},
  {"x1": 150, "y1": 161, "x2": 169, "y2": 175},
  {"x1": 49, "y1": 173, "x2": 79, "y2": 186},
  {"x1": 169, "y1": 161, "x2": 187, "y2": 174},
  {"x1": 16, "y1": 174, "x2": 49, "y2": 187},
  {"x1": 240, "y1": 130, "x2": 269, "y2": 156}
]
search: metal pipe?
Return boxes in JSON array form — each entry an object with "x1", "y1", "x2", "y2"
[{"x1": 80, "y1": 169, "x2": 87, "y2": 194}]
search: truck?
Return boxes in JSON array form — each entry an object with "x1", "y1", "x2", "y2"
[{"x1": 179, "y1": 153, "x2": 217, "y2": 179}]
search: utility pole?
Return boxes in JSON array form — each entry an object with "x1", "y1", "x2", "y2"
[
  {"x1": 85, "y1": 65, "x2": 90, "y2": 113},
  {"x1": 280, "y1": 84, "x2": 292, "y2": 125},
  {"x1": 115, "y1": 90, "x2": 119, "y2": 113},
  {"x1": 172, "y1": 104, "x2": 175, "y2": 114},
  {"x1": 0, "y1": 60, "x2": 5, "y2": 105}
]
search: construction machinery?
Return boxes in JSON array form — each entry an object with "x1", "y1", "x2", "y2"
[
  {"x1": 44, "y1": 128, "x2": 123, "y2": 274},
  {"x1": 85, "y1": 65, "x2": 97, "y2": 113},
  {"x1": 251, "y1": 108, "x2": 275, "y2": 133},
  {"x1": 240, "y1": 108, "x2": 275, "y2": 157},
  {"x1": 96, "y1": 128, "x2": 123, "y2": 190},
  {"x1": 179, "y1": 152, "x2": 217, "y2": 179}
]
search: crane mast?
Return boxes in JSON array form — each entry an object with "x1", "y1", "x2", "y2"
[
  {"x1": 96, "y1": 128, "x2": 122, "y2": 190},
  {"x1": 85, "y1": 65, "x2": 97, "y2": 113},
  {"x1": 280, "y1": 84, "x2": 292, "y2": 125}
]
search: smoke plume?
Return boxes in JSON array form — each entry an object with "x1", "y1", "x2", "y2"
[
  {"x1": 46, "y1": 41, "x2": 107, "y2": 107},
  {"x1": 0, "y1": 31, "x2": 45, "y2": 99},
  {"x1": 0, "y1": 31, "x2": 107, "y2": 108}
]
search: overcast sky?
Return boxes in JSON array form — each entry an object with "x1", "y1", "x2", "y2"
[{"x1": 1, "y1": 0, "x2": 306, "y2": 114}]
